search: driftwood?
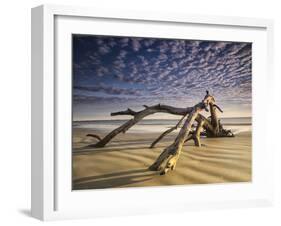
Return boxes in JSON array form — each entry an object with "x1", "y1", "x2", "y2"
[
  {"x1": 90, "y1": 104, "x2": 194, "y2": 148},
  {"x1": 86, "y1": 134, "x2": 102, "y2": 141},
  {"x1": 150, "y1": 114, "x2": 187, "y2": 148},
  {"x1": 148, "y1": 92, "x2": 217, "y2": 174},
  {"x1": 90, "y1": 105, "x2": 215, "y2": 148},
  {"x1": 150, "y1": 115, "x2": 205, "y2": 148},
  {"x1": 85, "y1": 91, "x2": 234, "y2": 175},
  {"x1": 192, "y1": 118, "x2": 205, "y2": 147}
]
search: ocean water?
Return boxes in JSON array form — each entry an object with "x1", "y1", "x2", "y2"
[{"x1": 73, "y1": 117, "x2": 252, "y2": 134}]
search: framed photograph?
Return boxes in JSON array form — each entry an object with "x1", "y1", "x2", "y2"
[{"x1": 31, "y1": 4, "x2": 274, "y2": 221}]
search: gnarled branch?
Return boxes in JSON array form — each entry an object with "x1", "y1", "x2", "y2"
[
  {"x1": 150, "y1": 114, "x2": 187, "y2": 148},
  {"x1": 90, "y1": 104, "x2": 194, "y2": 148},
  {"x1": 86, "y1": 134, "x2": 102, "y2": 141}
]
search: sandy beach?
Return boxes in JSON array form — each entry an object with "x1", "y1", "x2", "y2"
[{"x1": 72, "y1": 127, "x2": 252, "y2": 190}]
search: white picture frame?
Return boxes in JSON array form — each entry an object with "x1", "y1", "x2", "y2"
[{"x1": 31, "y1": 4, "x2": 274, "y2": 221}]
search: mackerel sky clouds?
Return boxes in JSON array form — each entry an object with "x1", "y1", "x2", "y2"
[{"x1": 73, "y1": 35, "x2": 252, "y2": 120}]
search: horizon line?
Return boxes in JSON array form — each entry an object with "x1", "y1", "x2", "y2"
[{"x1": 73, "y1": 116, "x2": 252, "y2": 122}]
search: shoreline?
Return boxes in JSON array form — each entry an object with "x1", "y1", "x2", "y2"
[{"x1": 72, "y1": 128, "x2": 251, "y2": 151}]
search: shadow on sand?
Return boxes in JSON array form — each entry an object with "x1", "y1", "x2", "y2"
[{"x1": 73, "y1": 168, "x2": 157, "y2": 190}]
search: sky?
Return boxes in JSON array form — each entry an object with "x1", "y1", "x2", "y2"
[{"x1": 72, "y1": 35, "x2": 252, "y2": 121}]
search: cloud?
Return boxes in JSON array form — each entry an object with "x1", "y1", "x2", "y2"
[
  {"x1": 73, "y1": 35, "x2": 252, "y2": 118},
  {"x1": 99, "y1": 45, "x2": 111, "y2": 55},
  {"x1": 132, "y1": 39, "x2": 141, "y2": 51},
  {"x1": 73, "y1": 94, "x2": 125, "y2": 104},
  {"x1": 119, "y1": 38, "x2": 129, "y2": 47},
  {"x1": 74, "y1": 84, "x2": 140, "y2": 96}
]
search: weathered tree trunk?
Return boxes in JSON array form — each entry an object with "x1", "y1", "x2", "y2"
[
  {"x1": 193, "y1": 119, "x2": 205, "y2": 147},
  {"x1": 148, "y1": 95, "x2": 213, "y2": 175},
  {"x1": 183, "y1": 119, "x2": 206, "y2": 146},
  {"x1": 149, "y1": 109, "x2": 200, "y2": 175},
  {"x1": 207, "y1": 98, "x2": 234, "y2": 138},
  {"x1": 209, "y1": 102, "x2": 219, "y2": 135}
]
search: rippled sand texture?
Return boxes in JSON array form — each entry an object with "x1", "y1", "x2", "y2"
[{"x1": 72, "y1": 128, "x2": 251, "y2": 190}]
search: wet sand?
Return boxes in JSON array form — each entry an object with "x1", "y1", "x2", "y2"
[{"x1": 72, "y1": 128, "x2": 252, "y2": 190}]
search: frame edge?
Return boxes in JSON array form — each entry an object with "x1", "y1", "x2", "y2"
[{"x1": 31, "y1": 5, "x2": 44, "y2": 221}]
